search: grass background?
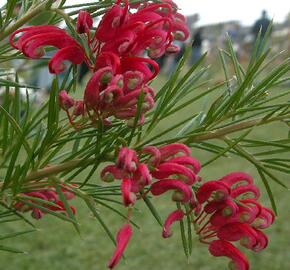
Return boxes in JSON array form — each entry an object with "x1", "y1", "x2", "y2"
[{"x1": 1, "y1": 66, "x2": 290, "y2": 270}]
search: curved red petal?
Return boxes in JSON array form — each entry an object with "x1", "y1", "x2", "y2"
[
  {"x1": 108, "y1": 224, "x2": 133, "y2": 269},
  {"x1": 209, "y1": 240, "x2": 249, "y2": 270},
  {"x1": 162, "y1": 209, "x2": 184, "y2": 238}
]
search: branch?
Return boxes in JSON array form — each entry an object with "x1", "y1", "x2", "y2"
[
  {"x1": 185, "y1": 113, "x2": 290, "y2": 144},
  {"x1": 25, "y1": 158, "x2": 95, "y2": 182},
  {"x1": 0, "y1": 0, "x2": 51, "y2": 41}
]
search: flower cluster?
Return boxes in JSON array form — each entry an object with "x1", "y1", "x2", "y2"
[
  {"x1": 10, "y1": 0, "x2": 189, "y2": 126},
  {"x1": 14, "y1": 184, "x2": 76, "y2": 220},
  {"x1": 194, "y1": 172, "x2": 275, "y2": 270},
  {"x1": 101, "y1": 143, "x2": 201, "y2": 206},
  {"x1": 102, "y1": 143, "x2": 201, "y2": 268},
  {"x1": 9, "y1": 1, "x2": 276, "y2": 269},
  {"x1": 9, "y1": 25, "x2": 86, "y2": 74},
  {"x1": 102, "y1": 146, "x2": 275, "y2": 270}
]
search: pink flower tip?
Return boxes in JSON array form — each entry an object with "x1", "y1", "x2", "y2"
[
  {"x1": 59, "y1": 90, "x2": 75, "y2": 110},
  {"x1": 108, "y1": 224, "x2": 133, "y2": 269},
  {"x1": 162, "y1": 209, "x2": 184, "y2": 238},
  {"x1": 77, "y1": 10, "x2": 93, "y2": 34}
]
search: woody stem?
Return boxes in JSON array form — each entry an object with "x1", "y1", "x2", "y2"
[
  {"x1": 24, "y1": 153, "x2": 114, "y2": 183},
  {"x1": 0, "y1": 0, "x2": 52, "y2": 41},
  {"x1": 185, "y1": 113, "x2": 290, "y2": 144}
]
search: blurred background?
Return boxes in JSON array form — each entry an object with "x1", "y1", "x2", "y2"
[{"x1": 0, "y1": 0, "x2": 290, "y2": 269}]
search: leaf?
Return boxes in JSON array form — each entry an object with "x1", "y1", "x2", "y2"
[
  {"x1": 2, "y1": 126, "x2": 29, "y2": 191},
  {"x1": 4, "y1": 0, "x2": 17, "y2": 24},
  {"x1": 128, "y1": 89, "x2": 145, "y2": 145},
  {"x1": 0, "y1": 245, "x2": 25, "y2": 254},
  {"x1": 0, "y1": 229, "x2": 36, "y2": 241},
  {"x1": 218, "y1": 49, "x2": 231, "y2": 91},
  {"x1": 0, "y1": 78, "x2": 40, "y2": 89},
  {"x1": 47, "y1": 78, "x2": 59, "y2": 136},
  {"x1": 54, "y1": 182, "x2": 80, "y2": 234},
  {"x1": 177, "y1": 113, "x2": 206, "y2": 137},
  {"x1": 0, "y1": 86, "x2": 10, "y2": 152},
  {"x1": 141, "y1": 192, "x2": 162, "y2": 227},
  {"x1": 17, "y1": 198, "x2": 78, "y2": 224},
  {"x1": 0, "y1": 105, "x2": 32, "y2": 157},
  {"x1": 224, "y1": 138, "x2": 287, "y2": 188},
  {"x1": 184, "y1": 204, "x2": 193, "y2": 256},
  {"x1": 85, "y1": 198, "x2": 116, "y2": 246},
  {"x1": 0, "y1": 202, "x2": 35, "y2": 228},
  {"x1": 147, "y1": 46, "x2": 191, "y2": 132},
  {"x1": 225, "y1": 34, "x2": 243, "y2": 85},
  {"x1": 12, "y1": 73, "x2": 21, "y2": 126},
  {"x1": 257, "y1": 169, "x2": 277, "y2": 215},
  {"x1": 202, "y1": 129, "x2": 252, "y2": 167},
  {"x1": 94, "y1": 199, "x2": 140, "y2": 229},
  {"x1": 176, "y1": 203, "x2": 189, "y2": 259}
]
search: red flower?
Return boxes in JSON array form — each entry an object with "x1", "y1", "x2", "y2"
[
  {"x1": 209, "y1": 240, "x2": 249, "y2": 270},
  {"x1": 231, "y1": 184, "x2": 260, "y2": 200},
  {"x1": 48, "y1": 45, "x2": 85, "y2": 74},
  {"x1": 150, "y1": 179, "x2": 193, "y2": 203},
  {"x1": 159, "y1": 143, "x2": 191, "y2": 160},
  {"x1": 217, "y1": 223, "x2": 259, "y2": 250},
  {"x1": 73, "y1": 100, "x2": 85, "y2": 116},
  {"x1": 95, "y1": 2, "x2": 129, "y2": 42},
  {"x1": 121, "y1": 179, "x2": 137, "y2": 207},
  {"x1": 101, "y1": 165, "x2": 125, "y2": 182},
  {"x1": 59, "y1": 90, "x2": 75, "y2": 110},
  {"x1": 14, "y1": 185, "x2": 76, "y2": 219},
  {"x1": 116, "y1": 147, "x2": 138, "y2": 173},
  {"x1": 10, "y1": 26, "x2": 86, "y2": 74},
  {"x1": 31, "y1": 208, "x2": 43, "y2": 220},
  {"x1": 208, "y1": 199, "x2": 261, "y2": 227},
  {"x1": 151, "y1": 162, "x2": 197, "y2": 185},
  {"x1": 108, "y1": 223, "x2": 133, "y2": 269},
  {"x1": 221, "y1": 172, "x2": 253, "y2": 186},
  {"x1": 142, "y1": 146, "x2": 161, "y2": 166},
  {"x1": 77, "y1": 10, "x2": 93, "y2": 34},
  {"x1": 192, "y1": 171, "x2": 275, "y2": 270},
  {"x1": 10, "y1": 0, "x2": 190, "y2": 125},
  {"x1": 131, "y1": 163, "x2": 152, "y2": 192},
  {"x1": 251, "y1": 229, "x2": 268, "y2": 252},
  {"x1": 196, "y1": 180, "x2": 230, "y2": 203},
  {"x1": 162, "y1": 209, "x2": 184, "y2": 238},
  {"x1": 166, "y1": 156, "x2": 201, "y2": 174},
  {"x1": 252, "y1": 206, "x2": 275, "y2": 229}
]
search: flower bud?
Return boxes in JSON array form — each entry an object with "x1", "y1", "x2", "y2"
[
  {"x1": 59, "y1": 90, "x2": 75, "y2": 110},
  {"x1": 73, "y1": 100, "x2": 85, "y2": 116},
  {"x1": 31, "y1": 209, "x2": 43, "y2": 220},
  {"x1": 77, "y1": 10, "x2": 93, "y2": 34}
]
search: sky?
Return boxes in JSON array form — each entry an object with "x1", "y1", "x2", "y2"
[
  {"x1": 63, "y1": 0, "x2": 290, "y2": 26},
  {"x1": 0, "y1": 0, "x2": 289, "y2": 26},
  {"x1": 175, "y1": 0, "x2": 290, "y2": 26}
]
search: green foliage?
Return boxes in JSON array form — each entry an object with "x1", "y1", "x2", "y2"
[{"x1": 0, "y1": 0, "x2": 289, "y2": 265}]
